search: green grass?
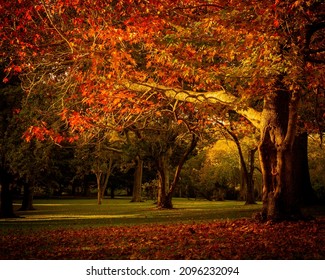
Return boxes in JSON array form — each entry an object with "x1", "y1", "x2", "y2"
[
  {"x1": 1, "y1": 197, "x2": 324, "y2": 233},
  {"x1": 0, "y1": 197, "x2": 262, "y2": 231}
]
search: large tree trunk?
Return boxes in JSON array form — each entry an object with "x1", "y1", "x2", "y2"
[
  {"x1": 131, "y1": 156, "x2": 143, "y2": 202},
  {"x1": 258, "y1": 87, "x2": 302, "y2": 221},
  {"x1": 19, "y1": 180, "x2": 35, "y2": 211},
  {"x1": 0, "y1": 169, "x2": 16, "y2": 218}
]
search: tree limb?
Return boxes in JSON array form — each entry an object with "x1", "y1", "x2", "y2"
[{"x1": 124, "y1": 81, "x2": 262, "y2": 129}]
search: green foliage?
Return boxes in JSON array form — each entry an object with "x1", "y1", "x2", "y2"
[
  {"x1": 308, "y1": 137, "x2": 325, "y2": 202},
  {"x1": 182, "y1": 140, "x2": 241, "y2": 199}
]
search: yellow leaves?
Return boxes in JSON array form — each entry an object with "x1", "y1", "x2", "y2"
[
  {"x1": 245, "y1": 33, "x2": 255, "y2": 48},
  {"x1": 229, "y1": 50, "x2": 236, "y2": 61}
]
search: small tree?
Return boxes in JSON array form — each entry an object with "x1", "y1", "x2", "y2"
[{"x1": 74, "y1": 131, "x2": 123, "y2": 204}]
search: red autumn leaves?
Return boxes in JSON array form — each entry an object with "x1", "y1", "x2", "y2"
[{"x1": 1, "y1": 218, "x2": 324, "y2": 259}]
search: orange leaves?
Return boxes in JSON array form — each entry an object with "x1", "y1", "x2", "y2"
[
  {"x1": 2, "y1": 0, "x2": 323, "y2": 144},
  {"x1": 23, "y1": 124, "x2": 62, "y2": 144},
  {"x1": 23, "y1": 119, "x2": 79, "y2": 144},
  {"x1": 1, "y1": 218, "x2": 324, "y2": 259},
  {"x1": 67, "y1": 111, "x2": 93, "y2": 133},
  {"x1": 273, "y1": 19, "x2": 280, "y2": 28},
  {"x1": 23, "y1": 126, "x2": 46, "y2": 142}
]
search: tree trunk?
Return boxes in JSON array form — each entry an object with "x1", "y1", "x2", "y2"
[
  {"x1": 157, "y1": 152, "x2": 172, "y2": 208},
  {"x1": 292, "y1": 132, "x2": 317, "y2": 205},
  {"x1": 258, "y1": 87, "x2": 302, "y2": 221},
  {"x1": 96, "y1": 172, "x2": 110, "y2": 205},
  {"x1": 19, "y1": 180, "x2": 35, "y2": 211},
  {"x1": 239, "y1": 164, "x2": 246, "y2": 200},
  {"x1": 110, "y1": 186, "x2": 115, "y2": 199},
  {"x1": 96, "y1": 172, "x2": 103, "y2": 205},
  {"x1": 131, "y1": 156, "x2": 143, "y2": 202},
  {"x1": 246, "y1": 148, "x2": 257, "y2": 205},
  {"x1": 0, "y1": 169, "x2": 16, "y2": 218},
  {"x1": 95, "y1": 156, "x2": 114, "y2": 205},
  {"x1": 221, "y1": 123, "x2": 256, "y2": 204},
  {"x1": 157, "y1": 134, "x2": 198, "y2": 209}
]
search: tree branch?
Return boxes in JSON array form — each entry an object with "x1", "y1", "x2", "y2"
[{"x1": 124, "y1": 81, "x2": 262, "y2": 129}]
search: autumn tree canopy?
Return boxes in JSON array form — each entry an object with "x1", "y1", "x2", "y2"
[{"x1": 1, "y1": 0, "x2": 324, "y2": 219}]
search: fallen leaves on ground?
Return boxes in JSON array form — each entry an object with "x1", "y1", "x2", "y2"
[{"x1": 0, "y1": 218, "x2": 324, "y2": 259}]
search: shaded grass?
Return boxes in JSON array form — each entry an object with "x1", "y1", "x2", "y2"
[{"x1": 0, "y1": 198, "x2": 262, "y2": 232}]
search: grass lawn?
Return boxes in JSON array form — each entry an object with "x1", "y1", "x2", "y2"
[{"x1": 1, "y1": 197, "x2": 262, "y2": 231}]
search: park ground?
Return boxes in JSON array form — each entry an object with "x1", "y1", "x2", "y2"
[{"x1": 0, "y1": 198, "x2": 324, "y2": 259}]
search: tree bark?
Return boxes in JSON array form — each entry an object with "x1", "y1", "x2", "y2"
[
  {"x1": 19, "y1": 180, "x2": 35, "y2": 211},
  {"x1": 157, "y1": 152, "x2": 172, "y2": 208},
  {"x1": 246, "y1": 148, "x2": 257, "y2": 205},
  {"x1": 95, "y1": 156, "x2": 114, "y2": 205},
  {"x1": 258, "y1": 87, "x2": 302, "y2": 221},
  {"x1": 96, "y1": 171, "x2": 111, "y2": 205},
  {"x1": 131, "y1": 156, "x2": 143, "y2": 202},
  {"x1": 96, "y1": 172, "x2": 103, "y2": 205}
]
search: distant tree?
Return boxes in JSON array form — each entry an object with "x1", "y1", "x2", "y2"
[
  {"x1": 216, "y1": 120, "x2": 258, "y2": 205},
  {"x1": 73, "y1": 131, "x2": 123, "y2": 204},
  {"x1": 308, "y1": 136, "x2": 325, "y2": 203},
  {"x1": 184, "y1": 140, "x2": 240, "y2": 201},
  {"x1": 127, "y1": 112, "x2": 199, "y2": 208},
  {"x1": 0, "y1": 64, "x2": 22, "y2": 217}
]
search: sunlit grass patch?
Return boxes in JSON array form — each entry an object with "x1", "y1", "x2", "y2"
[{"x1": 1, "y1": 198, "x2": 263, "y2": 231}]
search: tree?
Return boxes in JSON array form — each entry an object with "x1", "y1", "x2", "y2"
[
  {"x1": 130, "y1": 156, "x2": 143, "y2": 202},
  {"x1": 126, "y1": 106, "x2": 200, "y2": 208},
  {"x1": 307, "y1": 135, "x2": 325, "y2": 203},
  {"x1": 0, "y1": 63, "x2": 22, "y2": 217},
  {"x1": 1, "y1": 1, "x2": 324, "y2": 219},
  {"x1": 213, "y1": 113, "x2": 259, "y2": 204},
  {"x1": 73, "y1": 131, "x2": 123, "y2": 204},
  {"x1": 123, "y1": 0, "x2": 325, "y2": 219}
]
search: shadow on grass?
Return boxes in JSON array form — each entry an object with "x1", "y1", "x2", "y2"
[
  {"x1": 1, "y1": 198, "x2": 324, "y2": 233},
  {"x1": 0, "y1": 198, "x2": 264, "y2": 232}
]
